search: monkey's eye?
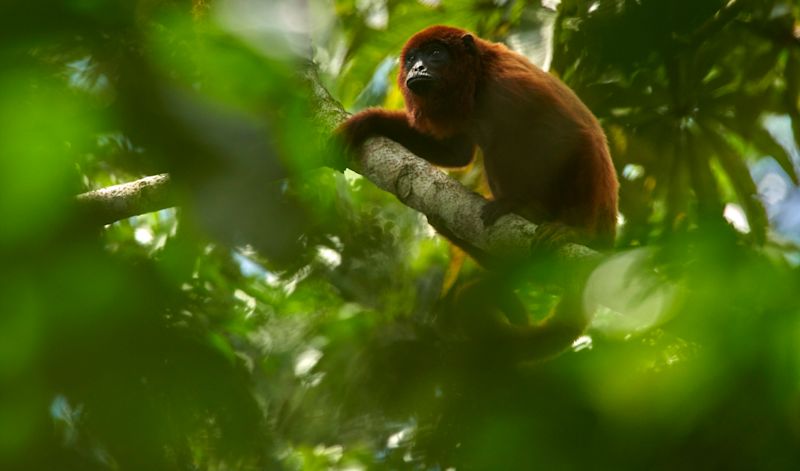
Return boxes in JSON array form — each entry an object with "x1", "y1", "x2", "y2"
[{"x1": 426, "y1": 46, "x2": 447, "y2": 64}]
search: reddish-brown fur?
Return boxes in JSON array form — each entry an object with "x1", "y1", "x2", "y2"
[{"x1": 341, "y1": 25, "x2": 618, "y2": 248}]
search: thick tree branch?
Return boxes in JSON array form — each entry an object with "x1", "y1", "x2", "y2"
[
  {"x1": 354, "y1": 136, "x2": 597, "y2": 262},
  {"x1": 76, "y1": 174, "x2": 174, "y2": 226},
  {"x1": 75, "y1": 68, "x2": 598, "y2": 262}
]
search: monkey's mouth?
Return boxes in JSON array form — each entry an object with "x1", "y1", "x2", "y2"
[{"x1": 406, "y1": 75, "x2": 435, "y2": 94}]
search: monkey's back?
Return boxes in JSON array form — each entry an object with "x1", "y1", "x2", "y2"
[{"x1": 475, "y1": 40, "x2": 618, "y2": 245}]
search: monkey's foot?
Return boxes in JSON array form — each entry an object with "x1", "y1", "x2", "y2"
[
  {"x1": 481, "y1": 199, "x2": 519, "y2": 226},
  {"x1": 530, "y1": 222, "x2": 577, "y2": 254}
]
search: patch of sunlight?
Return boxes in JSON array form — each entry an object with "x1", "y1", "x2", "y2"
[
  {"x1": 233, "y1": 289, "x2": 256, "y2": 316},
  {"x1": 387, "y1": 423, "x2": 415, "y2": 449},
  {"x1": 622, "y1": 163, "x2": 644, "y2": 180},
  {"x1": 723, "y1": 203, "x2": 751, "y2": 234},
  {"x1": 134, "y1": 227, "x2": 154, "y2": 245},
  {"x1": 313, "y1": 444, "x2": 343, "y2": 461},
  {"x1": 541, "y1": 0, "x2": 561, "y2": 9},
  {"x1": 344, "y1": 168, "x2": 362, "y2": 184},
  {"x1": 584, "y1": 248, "x2": 680, "y2": 337},
  {"x1": 571, "y1": 335, "x2": 593, "y2": 352},
  {"x1": 294, "y1": 347, "x2": 323, "y2": 376},
  {"x1": 316, "y1": 245, "x2": 342, "y2": 268}
]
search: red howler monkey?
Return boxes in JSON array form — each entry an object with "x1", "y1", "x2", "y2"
[{"x1": 339, "y1": 25, "x2": 618, "y2": 360}]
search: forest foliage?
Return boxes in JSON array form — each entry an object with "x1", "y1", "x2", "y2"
[{"x1": 2, "y1": 1, "x2": 800, "y2": 470}]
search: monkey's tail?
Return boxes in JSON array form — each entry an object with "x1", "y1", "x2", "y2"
[{"x1": 452, "y1": 277, "x2": 588, "y2": 362}]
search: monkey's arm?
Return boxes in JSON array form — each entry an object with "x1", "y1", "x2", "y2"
[{"x1": 339, "y1": 109, "x2": 475, "y2": 167}]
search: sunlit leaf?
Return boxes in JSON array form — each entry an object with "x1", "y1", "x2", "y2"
[{"x1": 700, "y1": 121, "x2": 768, "y2": 243}]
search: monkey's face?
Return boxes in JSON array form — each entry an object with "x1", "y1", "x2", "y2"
[
  {"x1": 398, "y1": 26, "x2": 480, "y2": 119},
  {"x1": 402, "y1": 41, "x2": 450, "y2": 95}
]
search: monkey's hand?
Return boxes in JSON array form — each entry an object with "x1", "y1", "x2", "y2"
[
  {"x1": 335, "y1": 110, "x2": 412, "y2": 155},
  {"x1": 530, "y1": 222, "x2": 578, "y2": 254}
]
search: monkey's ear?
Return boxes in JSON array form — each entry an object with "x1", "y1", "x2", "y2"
[{"x1": 461, "y1": 33, "x2": 477, "y2": 53}]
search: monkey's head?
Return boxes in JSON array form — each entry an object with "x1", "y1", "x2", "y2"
[{"x1": 399, "y1": 26, "x2": 480, "y2": 127}]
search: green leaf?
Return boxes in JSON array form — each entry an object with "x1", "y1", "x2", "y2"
[
  {"x1": 685, "y1": 127, "x2": 722, "y2": 218},
  {"x1": 751, "y1": 125, "x2": 799, "y2": 185},
  {"x1": 785, "y1": 50, "x2": 800, "y2": 159},
  {"x1": 700, "y1": 121, "x2": 768, "y2": 244}
]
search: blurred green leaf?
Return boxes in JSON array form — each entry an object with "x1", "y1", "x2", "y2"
[
  {"x1": 700, "y1": 121, "x2": 769, "y2": 243},
  {"x1": 3, "y1": 1, "x2": 800, "y2": 470}
]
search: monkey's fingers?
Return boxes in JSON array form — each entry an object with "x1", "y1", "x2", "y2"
[{"x1": 530, "y1": 222, "x2": 578, "y2": 254}]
